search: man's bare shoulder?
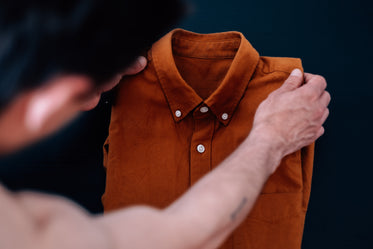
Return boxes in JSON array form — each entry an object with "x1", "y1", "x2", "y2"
[
  {"x1": 0, "y1": 184, "x2": 36, "y2": 248},
  {"x1": 0, "y1": 184, "x2": 108, "y2": 249}
]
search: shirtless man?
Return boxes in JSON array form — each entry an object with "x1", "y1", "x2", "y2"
[{"x1": 0, "y1": 1, "x2": 330, "y2": 248}]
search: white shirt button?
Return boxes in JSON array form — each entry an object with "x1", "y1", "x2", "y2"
[
  {"x1": 197, "y1": 144, "x2": 205, "y2": 153},
  {"x1": 175, "y1": 110, "x2": 182, "y2": 118},
  {"x1": 221, "y1": 113, "x2": 229, "y2": 120},
  {"x1": 200, "y1": 106, "x2": 209, "y2": 113}
]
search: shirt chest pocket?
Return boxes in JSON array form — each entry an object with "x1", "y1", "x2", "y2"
[{"x1": 247, "y1": 150, "x2": 306, "y2": 223}]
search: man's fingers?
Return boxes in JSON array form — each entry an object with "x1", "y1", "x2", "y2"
[
  {"x1": 316, "y1": 126, "x2": 325, "y2": 139},
  {"x1": 278, "y1": 69, "x2": 304, "y2": 92},
  {"x1": 301, "y1": 73, "x2": 327, "y2": 97},
  {"x1": 96, "y1": 56, "x2": 147, "y2": 94},
  {"x1": 320, "y1": 108, "x2": 329, "y2": 125},
  {"x1": 122, "y1": 56, "x2": 147, "y2": 76},
  {"x1": 320, "y1": 91, "x2": 331, "y2": 107},
  {"x1": 304, "y1": 72, "x2": 314, "y2": 81}
]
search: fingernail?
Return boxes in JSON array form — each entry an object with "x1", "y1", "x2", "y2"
[{"x1": 290, "y1": 68, "x2": 302, "y2": 77}]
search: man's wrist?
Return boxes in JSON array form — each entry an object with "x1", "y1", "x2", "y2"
[{"x1": 243, "y1": 127, "x2": 284, "y2": 175}]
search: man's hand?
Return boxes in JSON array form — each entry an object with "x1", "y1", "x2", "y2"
[
  {"x1": 251, "y1": 69, "x2": 330, "y2": 173},
  {"x1": 81, "y1": 56, "x2": 148, "y2": 110},
  {"x1": 97, "y1": 56, "x2": 148, "y2": 93}
]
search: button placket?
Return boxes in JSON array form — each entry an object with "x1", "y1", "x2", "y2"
[{"x1": 189, "y1": 110, "x2": 215, "y2": 185}]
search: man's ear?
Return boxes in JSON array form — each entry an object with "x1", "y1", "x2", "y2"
[
  {"x1": 24, "y1": 75, "x2": 94, "y2": 133},
  {"x1": 0, "y1": 75, "x2": 95, "y2": 154}
]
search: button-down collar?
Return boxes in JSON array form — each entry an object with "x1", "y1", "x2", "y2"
[{"x1": 152, "y1": 29, "x2": 259, "y2": 126}]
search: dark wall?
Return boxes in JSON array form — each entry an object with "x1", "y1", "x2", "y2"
[{"x1": 0, "y1": 0, "x2": 372, "y2": 248}]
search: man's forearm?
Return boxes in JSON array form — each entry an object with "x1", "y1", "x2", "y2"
[
  {"x1": 98, "y1": 131, "x2": 281, "y2": 249},
  {"x1": 163, "y1": 131, "x2": 281, "y2": 249}
]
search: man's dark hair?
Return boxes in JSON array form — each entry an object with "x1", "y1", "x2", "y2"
[{"x1": 0, "y1": 0, "x2": 184, "y2": 108}]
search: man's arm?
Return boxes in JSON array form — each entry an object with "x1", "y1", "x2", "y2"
[{"x1": 0, "y1": 70, "x2": 330, "y2": 249}]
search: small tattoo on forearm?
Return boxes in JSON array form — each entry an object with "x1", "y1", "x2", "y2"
[{"x1": 230, "y1": 197, "x2": 248, "y2": 221}]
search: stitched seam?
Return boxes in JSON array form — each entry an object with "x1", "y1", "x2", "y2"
[
  {"x1": 227, "y1": 60, "x2": 260, "y2": 121},
  {"x1": 260, "y1": 58, "x2": 301, "y2": 74},
  {"x1": 247, "y1": 212, "x2": 305, "y2": 224},
  {"x1": 173, "y1": 53, "x2": 236, "y2": 60},
  {"x1": 152, "y1": 50, "x2": 178, "y2": 117},
  {"x1": 172, "y1": 37, "x2": 241, "y2": 43},
  {"x1": 261, "y1": 67, "x2": 293, "y2": 75}
]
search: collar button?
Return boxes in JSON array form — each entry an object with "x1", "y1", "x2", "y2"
[
  {"x1": 200, "y1": 106, "x2": 209, "y2": 113},
  {"x1": 221, "y1": 113, "x2": 229, "y2": 120},
  {"x1": 175, "y1": 110, "x2": 182, "y2": 118}
]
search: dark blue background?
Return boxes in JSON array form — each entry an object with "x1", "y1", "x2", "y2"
[{"x1": 1, "y1": 0, "x2": 372, "y2": 248}]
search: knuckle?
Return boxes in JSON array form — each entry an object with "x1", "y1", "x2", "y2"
[
  {"x1": 302, "y1": 88, "x2": 315, "y2": 100},
  {"x1": 314, "y1": 74, "x2": 326, "y2": 83},
  {"x1": 318, "y1": 105, "x2": 326, "y2": 114},
  {"x1": 314, "y1": 75, "x2": 327, "y2": 88},
  {"x1": 322, "y1": 108, "x2": 330, "y2": 123},
  {"x1": 313, "y1": 106, "x2": 324, "y2": 119},
  {"x1": 308, "y1": 127, "x2": 322, "y2": 142},
  {"x1": 317, "y1": 107, "x2": 325, "y2": 117},
  {"x1": 324, "y1": 107, "x2": 330, "y2": 116},
  {"x1": 326, "y1": 91, "x2": 331, "y2": 103},
  {"x1": 318, "y1": 126, "x2": 325, "y2": 137}
]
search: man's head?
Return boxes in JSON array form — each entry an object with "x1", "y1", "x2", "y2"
[{"x1": 0, "y1": 0, "x2": 184, "y2": 154}]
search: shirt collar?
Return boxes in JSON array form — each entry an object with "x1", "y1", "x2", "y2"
[{"x1": 152, "y1": 29, "x2": 259, "y2": 126}]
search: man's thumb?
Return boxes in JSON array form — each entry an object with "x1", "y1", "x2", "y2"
[{"x1": 280, "y1": 69, "x2": 304, "y2": 91}]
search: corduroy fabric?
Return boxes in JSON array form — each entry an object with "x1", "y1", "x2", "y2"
[{"x1": 102, "y1": 29, "x2": 314, "y2": 249}]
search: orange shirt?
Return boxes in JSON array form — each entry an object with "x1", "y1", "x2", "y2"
[{"x1": 103, "y1": 29, "x2": 314, "y2": 249}]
